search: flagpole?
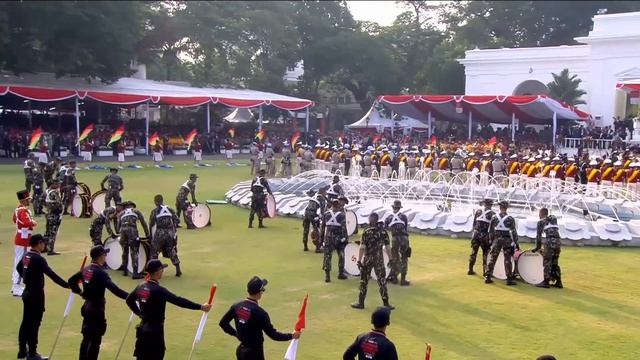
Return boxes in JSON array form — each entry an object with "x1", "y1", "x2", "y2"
[
  {"x1": 206, "y1": 103, "x2": 211, "y2": 133},
  {"x1": 258, "y1": 106, "x2": 263, "y2": 131},
  {"x1": 75, "y1": 97, "x2": 80, "y2": 156},
  {"x1": 145, "y1": 101, "x2": 150, "y2": 156}
]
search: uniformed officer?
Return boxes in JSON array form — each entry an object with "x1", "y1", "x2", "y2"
[
  {"x1": 44, "y1": 179, "x2": 63, "y2": 255},
  {"x1": 249, "y1": 169, "x2": 272, "y2": 229},
  {"x1": 532, "y1": 208, "x2": 563, "y2": 288},
  {"x1": 219, "y1": 276, "x2": 300, "y2": 360},
  {"x1": 68, "y1": 245, "x2": 128, "y2": 360},
  {"x1": 100, "y1": 167, "x2": 124, "y2": 207},
  {"x1": 43, "y1": 157, "x2": 61, "y2": 187},
  {"x1": 321, "y1": 199, "x2": 349, "y2": 282},
  {"x1": 343, "y1": 307, "x2": 398, "y2": 360},
  {"x1": 12, "y1": 190, "x2": 38, "y2": 297},
  {"x1": 326, "y1": 175, "x2": 344, "y2": 201},
  {"x1": 302, "y1": 186, "x2": 328, "y2": 252},
  {"x1": 361, "y1": 150, "x2": 373, "y2": 177},
  {"x1": 249, "y1": 142, "x2": 260, "y2": 175},
  {"x1": 117, "y1": 201, "x2": 150, "y2": 279},
  {"x1": 24, "y1": 152, "x2": 36, "y2": 193},
  {"x1": 175, "y1": 173, "x2": 198, "y2": 229},
  {"x1": 281, "y1": 141, "x2": 292, "y2": 177},
  {"x1": 302, "y1": 144, "x2": 314, "y2": 172},
  {"x1": 149, "y1": 194, "x2": 182, "y2": 277},
  {"x1": 384, "y1": 200, "x2": 411, "y2": 286},
  {"x1": 61, "y1": 160, "x2": 77, "y2": 215},
  {"x1": 343, "y1": 144, "x2": 352, "y2": 175},
  {"x1": 485, "y1": 201, "x2": 519, "y2": 285},
  {"x1": 16, "y1": 234, "x2": 69, "y2": 360},
  {"x1": 331, "y1": 147, "x2": 341, "y2": 173},
  {"x1": 468, "y1": 199, "x2": 495, "y2": 276},
  {"x1": 351, "y1": 213, "x2": 394, "y2": 310},
  {"x1": 89, "y1": 207, "x2": 117, "y2": 246},
  {"x1": 126, "y1": 259, "x2": 211, "y2": 360},
  {"x1": 264, "y1": 143, "x2": 275, "y2": 176},
  {"x1": 32, "y1": 162, "x2": 46, "y2": 216}
]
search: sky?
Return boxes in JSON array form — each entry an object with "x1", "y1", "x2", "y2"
[{"x1": 347, "y1": 1, "x2": 406, "y2": 26}]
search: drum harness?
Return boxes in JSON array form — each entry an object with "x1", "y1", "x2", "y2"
[
  {"x1": 388, "y1": 213, "x2": 407, "y2": 234},
  {"x1": 325, "y1": 210, "x2": 346, "y2": 246},
  {"x1": 495, "y1": 213, "x2": 516, "y2": 247},
  {"x1": 327, "y1": 183, "x2": 340, "y2": 196},
  {"x1": 120, "y1": 208, "x2": 138, "y2": 227}
]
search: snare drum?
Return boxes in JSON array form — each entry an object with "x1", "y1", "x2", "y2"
[
  {"x1": 191, "y1": 203, "x2": 211, "y2": 228},
  {"x1": 265, "y1": 193, "x2": 276, "y2": 218},
  {"x1": 487, "y1": 250, "x2": 515, "y2": 280},
  {"x1": 72, "y1": 194, "x2": 92, "y2": 218},
  {"x1": 346, "y1": 210, "x2": 358, "y2": 236},
  {"x1": 517, "y1": 250, "x2": 544, "y2": 285},
  {"x1": 76, "y1": 182, "x2": 91, "y2": 196},
  {"x1": 344, "y1": 243, "x2": 390, "y2": 280}
]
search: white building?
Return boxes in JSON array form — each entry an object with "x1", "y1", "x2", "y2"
[{"x1": 459, "y1": 11, "x2": 640, "y2": 126}]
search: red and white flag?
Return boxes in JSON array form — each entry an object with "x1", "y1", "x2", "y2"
[{"x1": 284, "y1": 294, "x2": 308, "y2": 360}]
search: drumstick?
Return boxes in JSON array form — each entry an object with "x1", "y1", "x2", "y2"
[
  {"x1": 188, "y1": 285, "x2": 217, "y2": 360},
  {"x1": 50, "y1": 255, "x2": 87, "y2": 359}
]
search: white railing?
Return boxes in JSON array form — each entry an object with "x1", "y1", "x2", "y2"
[{"x1": 561, "y1": 137, "x2": 614, "y2": 149}]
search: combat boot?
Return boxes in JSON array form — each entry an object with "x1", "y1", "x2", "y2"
[
  {"x1": 314, "y1": 248, "x2": 323, "y2": 253},
  {"x1": 324, "y1": 271, "x2": 331, "y2": 283},
  {"x1": 248, "y1": 219, "x2": 253, "y2": 228},
  {"x1": 506, "y1": 278, "x2": 517, "y2": 286},
  {"x1": 337, "y1": 272, "x2": 348, "y2": 280},
  {"x1": 553, "y1": 277, "x2": 563, "y2": 289},
  {"x1": 303, "y1": 242, "x2": 309, "y2": 252},
  {"x1": 383, "y1": 299, "x2": 395, "y2": 310},
  {"x1": 132, "y1": 273, "x2": 145, "y2": 280},
  {"x1": 400, "y1": 274, "x2": 410, "y2": 286},
  {"x1": 351, "y1": 294, "x2": 365, "y2": 309},
  {"x1": 536, "y1": 279, "x2": 550, "y2": 288},
  {"x1": 175, "y1": 264, "x2": 182, "y2": 277},
  {"x1": 258, "y1": 219, "x2": 266, "y2": 228},
  {"x1": 467, "y1": 263, "x2": 476, "y2": 275},
  {"x1": 387, "y1": 275, "x2": 398, "y2": 284},
  {"x1": 123, "y1": 268, "x2": 129, "y2": 277},
  {"x1": 484, "y1": 275, "x2": 493, "y2": 284}
]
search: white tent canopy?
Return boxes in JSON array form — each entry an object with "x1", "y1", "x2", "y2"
[
  {"x1": 399, "y1": 116, "x2": 428, "y2": 129},
  {"x1": 224, "y1": 108, "x2": 255, "y2": 123},
  {"x1": 346, "y1": 106, "x2": 395, "y2": 130}
]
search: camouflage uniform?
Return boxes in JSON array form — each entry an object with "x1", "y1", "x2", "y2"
[
  {"x1": 31, "y1": 166, "x2": 45, "y2": 216},
  {"x1": 23, "y1": 158, "x2": 35, "y2": 193},
  {"x1": 248, "y1": 176, "x2": 272, "y2": 227},
  {"x1": 175, "y1": 179, "x2": 197, "y2": 228},
  {"x1": 385, "y1": 211, "x2": 410, "y2": 284},
  {"x1": 326, "y1": 182, "x2": 344, "y2": 202},
  {"x1": 89, "y1": 209, "x2": 116, "y2": 246},
  {"x1": 343, "y1": 148, "x2": 352, "y2": 175},
  {"x1": 321, "y1": 209, "x2": 348, "y2": 280},
  {"x1": 265, "y1": 146, "x2": 276, "y2": 176},
  {"x1": 356, "y1": 223, "x2": 391, "y2": 306},
  {"x1": 149, "y1": 204, "x2": 180, "y2": 267},
  {"x1": 61, "y1": 165, "x2": 77, "y2": 214},
  {"x1": 302, "y1": 193, "x2": 327, "y2": 251},
  {"x1": 44, "y1": 187, "x2": 63, "y2": 253},
  {"x1": 117, "y1": 207, "x2": 150, "y2": 277},
  {"x1": 486, "y1": 212, "x2": 519, "y2": 283},
  {"x1": 100, "y1": 173, "x2": 123, "y2": 206},
  {"x1": 281, "y1": 147, "x2": 292, "y2": 177},
  {"x1": 535, "y1": 215, "x2": 562, "y2": 285},
  {"x1": 468, "y1": 207, "x2": 495, "y2": 275},
  {"x1": 331, "y1": 151, "x2": 341, "y2": 173},
  {"x1": 43, "y1": 161, "x2": 59, "y2": 187}
]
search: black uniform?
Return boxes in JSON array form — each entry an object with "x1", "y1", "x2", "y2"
[
  {"x1": 68, "y1": 263, "x2": 128, "y2": 360},
  {"x1": 16, "y1": 250, "x2": 69, "y2": 357},
  {"x1": 249, "y1": 176, "x2": 272, "y2": 227},
  {"x1": 219, "y1": 298, "x2": 293, "y2": 360},
  {"x1": 126, "y1": 279, "x2": 202, "y2": 360},
  {"x1": 343, "y1": 329, "x2": 398, "y2": 360}
]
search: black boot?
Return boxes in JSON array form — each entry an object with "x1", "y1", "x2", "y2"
[
  {"x1": 324, "y1": 271, "x2": 331, "y2": 283},
  {"x1": 17, "y1": 344, "x2": 27, "y2": 359},
  {"x1": 27, "y1": 353, "x2": 48, "y2": 360},
  {"x1": 131, "y1": 264, "x2": 144, "y2": 280},
  {"x1": 303, "y1": 241, "x2": 309, "y2": 252},
  {"x1": 338, "y1": 272, "x2": 348, "y2": 280},
  {"x1": 248, "y1": 218, "x2": 253, "y2": 228},
  {"x1": 536, "y1": 279, "x2": 550, "y2": 288},
  {"x1": 175, "y1": 264, "x2": 182, "y2": 277},
  {"x1": 258, "y1": 219, "x2": 266, "y2": 228},
  {"x1": 387, "y1": 275, "x2": 398, "y2": 284},
  {"x1": 484, "y1": 274, "x2": 493, "y2": 284},
  {"x1": 553, "y1": 276, "x2": 563, "y2": 289},
  {"x1": 383, "y1": 299, "x2": 395, "y2": 310},
  {"x1": 467, "y1": 262, "x2": 476, "y2": 275},
  {"x1": 506, "y1": 278, "x2": 517, "y2": 286},
  {"x1": 400, "y1": 274, "x2": 410, "y2": 286},
  {"x1": 351, "y1": 294, "x2": 365, "y2": 309}
]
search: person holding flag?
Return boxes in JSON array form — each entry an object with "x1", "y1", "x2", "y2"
[
  {"x1": 149, "y1": 132, "x2": 162, "y2": 164},
  {"x1": 108, "y1": 125, "x2": 126, "y2": 168},
  {"x1": 343, "y1": 307, "x2": 398, "y2": 360},
  {"x1": 281, "y1": 140, "x2": 292, "y2": 177},
  {"x1": 12, "y1": 190, "x2": 38, "y2": 297},
  {"x1": 126, "y1": 259, "x2": 211, "y2": 360},
  {"x1": 219, "y1": 276, "x2": 301, "y2": 360},
  {"x1": 68, "y1": 245, "x2": 129, "y2": 360}
]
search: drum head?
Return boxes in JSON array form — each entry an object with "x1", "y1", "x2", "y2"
[
  {"x1": 266, "y1": 194, "x2": 277, "y2": 218},
  {"x1": 91, "y1": 190, "x2": 112, "y2": 216},
  {"x1": 72, "y1": 194, "x2": 89, "y2": 218},
  {"x1": 344, "y1": 243, "x2": 390, "y2": 279},
  {"x1": 346, "y1": 211, "x2": 358, "y2": 236},
  {"x1": 191, "y1": 204, "x2": 211, "y2": 228},
  {"x1": 127, "y1": 243, "x2": 150, "y2": 274},
  {"x1": 518, "y1": 251, "x2": 544, "y2": 285},
  {"x1": 487, "y1": 250, "x2": 515, "y2": 280},
  {"x1": 105, "y1": 238, "x2": 123, "y2": 270}
]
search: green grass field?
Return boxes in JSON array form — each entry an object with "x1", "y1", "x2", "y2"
[{"x1": 1, "y1": 160, "x2": 639, "y2": 360}]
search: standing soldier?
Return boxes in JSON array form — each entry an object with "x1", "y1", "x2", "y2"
[
  {"x1": 343, "y1": 307, "x2": 398, "y2": 360},
  {"x1": 175, "y1": 173, "x2": 198, "y2": 229},
  {"x1": 249, "y1": 169, "x2": 272, "y2": 229},
  {"x1": 343, "y1": 144, "x2": 352, "y2": 176},
  {"x1": 532, "y1": 208, "x2": 563, "y2": 289},
  {"x1": 492, "y1": 153, "x2": 506, "y2": 186},
  {"x1": 302, "y1": 186, "x2": 328, "y2": 252},
  {"x1": 612, "y1": 160, "x2": 627, "y2": 196},
  {"x1": 249, "y1": 141, "x2": 259, "y2": 175},
  {"x1": 89, "y1": 207, "x2": 117, "y2": 246},
  {"x1": 149, "y1": 194, "x2": 182, "y2": 277},
  {"x1": 16, "y1": 234, "x2": 69, "y2": 360},
  {"x1": 117, "y1": 201, "x2": 150, "y2": 279},
  {"x1": 24, "y1": 152, "x2": 36, "y2": 193},
  {"x1": 68, "y1": 245, "x2": 129, "y2": 360},
  {"x1": 32, "y1": 162, "x2": 46, "y2": 216},
  {"x1": 468, "y1": 199, "x2": 495, "y2": 276},
  {"x1": 326, "y1": 175, "x2": 344, "y2": 202},
  {"x1": 384, "y1": 200, "x2": 411, "y2": 286},
  {"x1": 61, "y1": 160, "x2": 78, "y2": 215},
  {"x1": 303, "y1": 144, "x2": 315, "y2": 172},
  {"x1": 100, "y1": 167, "x2": 124, "y2": 208},
  {"x1": 219, "y1": 276, "x2": 300, "y2": 359},
  {"x1": 265, "y1": 143, "x2": 276, "y2": 176},
  {"x1": 126, "y1": 260, "x2": 211, "y2": 360},
  {"x1": 44, "y1": 180, "x2": 63, "y2": 255},
  {"x1": 331, "y1": 146, "x2": 341, "y2": 173},
  {"x1": 407, "y1": 151, "x2": 418, "y2": 179},
  {"x1": 450, "y1": 152, "x2": 465, "y2": 184},
  {"x1": 12, "y1": 190, "x2": 37, "y2": 297},
  {"x1": 485, "y1": 201, "x2": 519, "y2": 285},
  {"x1": 43, "y1": 157, "x2": 60, "y2": 187},
  {"x1": 321, "y1": 199, "x2": 349, "y2": 282},
  {"x1": 192, "y1": 138, "x2": 203, "y2": 165},
  {"x1": 507, "y1": 154, "x2": 520, "y2": 188},
  {"x1": 116, "y1": 140, "x2": 126, "y2": 169},
  {"x1": 281, "y1": 141, "x2": 292, "y2": 177},
  {"x1": 351, "y1": 213, "x2": 394, "y2": 310},
  {"x1": 152, "y1": 140, "x2": 163, "y2": 165},
  {"x1": 361, "y1": 150, "x2": 373, "y2": 177}
]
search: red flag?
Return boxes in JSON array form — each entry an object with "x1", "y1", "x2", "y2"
[
  {"x1": 425, "y1": 343, "x2": 432, "y2": 360},
  {"x1": 148, "y1": 131, "x2": 160, "y2": 146},
  {"x1": 256, "y1": 128, "x2": 266, "y2": 141},
  {"x1": 430, "y1": 135, "x2": 437, "y2": 145},
  {"x1": 28, "y1": 127, "x2": 43, "y2": 150},
  {"x1": 372, "y1": 133, "x2": 382, "y2": 142},
  {"x1": 184, "y1": 128, "x2": 198, "y2": 149},
  {"x1": 108, "y1": 125, "x2": 125, "y2": 146},
  {"x1": 290, "y1": 131, "x2": 301, "y2": 146},
  {"x1": 487, "y1": 136, "x2": 497, "y2": 146},
  {"x1": 295, "y1": 294, "x2": 308, "y2": 331}
]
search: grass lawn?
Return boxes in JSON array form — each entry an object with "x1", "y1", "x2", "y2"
[{"x1": 0, "y1": 160, "x2": 639, "y2": 360}]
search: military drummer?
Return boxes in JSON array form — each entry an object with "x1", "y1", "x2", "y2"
[
  {"x1": 532, "y1": 207, "x2": 563, "y2": 289},
  {"x1": 89, "y1": 207, "x2": 117, "y2": 246},
  {"x1": 100, "y1": 167, "x2": 124, "y2": 207},
  {"x1": 149, "y1": 194, "x2": 182, "y2": 277},
  {"x1": 485, "y1": 200, "x2": 519, "y2": 285},
  {"x1": 384, "y1": 200, "x2": 411, "y2": 286}
]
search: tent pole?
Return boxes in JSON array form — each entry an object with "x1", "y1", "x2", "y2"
[
  {"x1": 258, "y1": 106, "x2": 263, "y2": 131},
  {"x1": 305, "y1": 107, "x2": 310, "y2": 143},
  {"x1": 75, "y1": 97, "x2": 80, "y2": 155},
  {"x1": 390, "y1": 110, "x2": 395, "y2": 138},
  {"x1": 468, "y1": 111, "x2": 473, "y2": 140},
  {"x1": 206, "y1": 103, "x2": 211, "y2": 133},
  {"x1": 427, "y1": 111, "x2": 432, "y2": 138},
  {"x1": 511, "y1": 113, "x2": 516, "y2": 143},
  {"x1": 552, "y1": 112, "x2": 557, "y2": 148},
  {"x1": 145, "y1": 102, "x2": 150, "y2": 155},
  {"x1": 28, "y1": 101, "x2": 32, "y2": 129}
]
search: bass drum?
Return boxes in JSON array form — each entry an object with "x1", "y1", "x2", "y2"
[
  {"x1": 345, "y1": 210, "x2": 358, "y2": 236},
  {"x1": 76, "y1": 182, "x2": 91, "y2": 196},
  {"x1": 191, "y1": 203, "x2": 211, "y2": 228},
  {"x1": 72, "y1": 194, "x2": 92, "y2": 218},
  {"x1": 344, "y1": 243, "x2": 390, "y2": 280},
  {"x1": 517, "y1": 250, "x2": 544, "y2": 285},
  {"x1": 90, "y1": 190, "x2": 115, "y2": 216},
  {"x1": 487, "y1": 250, "x2": 515, "y2": 280},
  {"x1": 104, "y1": 237, "x2": 123, "y2": 270},
  {"x1": 127, "y1": 241, "x2": 150, "y2": 274},
  {"x1": 266, "y1": 193, "x2": 277, "y2": 218}
]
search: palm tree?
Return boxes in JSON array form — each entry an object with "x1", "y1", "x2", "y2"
[{"x1": 547, "y1": 68, "x2": 587, "y2": 105}]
